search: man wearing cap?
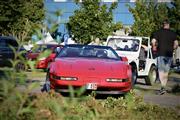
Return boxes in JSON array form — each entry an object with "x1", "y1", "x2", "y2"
[{"x1": 152, "y1": 20, "x2": 178, "y2": 95}]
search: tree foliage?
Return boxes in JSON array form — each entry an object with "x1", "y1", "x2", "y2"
[
  {"x1": 128, "y1": 0, "x2": 180, "y2": 41},
  {"x1": 67, "y1": 0, "x2": 122, "y2": 44},
  {"x1": 169, "y1": 0, "x2": 180, "y2": 40},
  {"x1": 128, "y1": 0, "x2": 169, "y2": 37},
  {"x1": 154, "y1": 3, "x2": 169, "y2": 30},
  {"x1": 0, "y1": 0, "x2": 45, "y2": 40}
]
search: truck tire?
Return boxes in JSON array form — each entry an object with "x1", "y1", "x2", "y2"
[
  {"x1": 145, "y1": 66, "x2": 157, "y2": 85},
  {"x1": 131, "y1": 67, "x2": 137, "y2": 86}
]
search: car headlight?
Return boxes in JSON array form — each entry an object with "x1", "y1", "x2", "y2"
[
  {"x1": 39, "y1": 57, "x2": 46, "y2": 60},
  {"x1": 106, "y1": 78, "x2": 129, "y2": 82},
  {"x1": 52, "y1": 75, "x2": 77, "y2": 81}
]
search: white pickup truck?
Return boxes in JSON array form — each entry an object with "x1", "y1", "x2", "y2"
[{"x1": 107, "y1": 36, "x2": 158, "y2": 85}]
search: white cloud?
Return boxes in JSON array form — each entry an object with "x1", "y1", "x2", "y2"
[
  {"x1": 54, "y1": 0, "x2": 67, "y2": 2},
  {"x1": 101, "y1": 0, "x2": 118, "y2": 2}
]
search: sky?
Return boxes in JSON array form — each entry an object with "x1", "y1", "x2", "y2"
[{"x1": 44, "y1": 0, "x2": 136, "y2": 33}]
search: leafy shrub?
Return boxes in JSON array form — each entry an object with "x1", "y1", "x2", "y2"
[{"x1": 0, "y1": 68, "x2": 179, "y2": 120}]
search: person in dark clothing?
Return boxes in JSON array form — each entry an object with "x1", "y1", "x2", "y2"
[
  {"x1": 152, "y1": 20, "x2": 178, "y2": 95},
  {"x1": 139, "y1": 45, "x2": 148, "y2": 70}
]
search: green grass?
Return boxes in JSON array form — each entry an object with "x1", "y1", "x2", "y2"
[{"x1": 26, "y1": 71, "x2": 46, "y2": 79}]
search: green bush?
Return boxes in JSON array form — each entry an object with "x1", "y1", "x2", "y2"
[{"x1": 0, "y1": 77, "x2": 179, "y2": 120}]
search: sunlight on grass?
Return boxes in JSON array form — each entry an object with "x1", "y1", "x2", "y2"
[{"x1": 26, "y1": 71, "x2": 46, "y2": 79}]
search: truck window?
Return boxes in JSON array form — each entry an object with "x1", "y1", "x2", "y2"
[{"x1": 107, "y1": 38, "x2": 140, "y2": 52}]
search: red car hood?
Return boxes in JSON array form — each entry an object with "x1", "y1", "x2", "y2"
[{"x1": 50, "y1": 58, "x2": 129, "y2": 78}]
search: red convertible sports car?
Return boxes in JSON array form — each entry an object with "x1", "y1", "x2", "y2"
[{"x1": 45, "y1": 44, "x2": 132, "y2": 94}]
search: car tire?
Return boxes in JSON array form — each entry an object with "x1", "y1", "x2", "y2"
[{"x1": 145, "y1": 66, "x2": 157, "y2": 85}]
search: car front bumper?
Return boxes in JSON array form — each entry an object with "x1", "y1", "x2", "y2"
[{"x1": 50, "y1": 79, "x2": 131, "y2": 94}]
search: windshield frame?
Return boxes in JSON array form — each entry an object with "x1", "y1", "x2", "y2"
[{"x1": 57, "y1": 45, "x2": 121, "y2": 60}]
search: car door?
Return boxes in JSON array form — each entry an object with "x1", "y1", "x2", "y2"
[{"x1": 6, "y1": 38, "x2": 18, "y2": 60}]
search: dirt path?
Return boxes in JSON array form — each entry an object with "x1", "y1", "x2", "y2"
[
  {"x1": 135, "y1": 76, "x2": 180, "y2": 108},
  {"x1": 25, "y1": 71, "x2": 180, "y2": 108}
]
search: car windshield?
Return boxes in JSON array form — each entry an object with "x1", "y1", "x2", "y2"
[
  {"x1": 107, "y1": 38, "x2": 140, "y2": 52},
  {"x1": 57, "y1": 45, "x2": 121, "y2": 60}
]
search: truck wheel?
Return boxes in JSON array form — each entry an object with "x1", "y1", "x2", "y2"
[
  {"x1": 132, "y1": 67, "x2": 137, "y2": 86},
  {"x1": 145, "y1": 66, "x2": 157, "y2": 85}
]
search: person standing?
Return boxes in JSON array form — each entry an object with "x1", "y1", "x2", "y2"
[{"x1": 152, "y1": 20, "x2": 178, "y2": 95}]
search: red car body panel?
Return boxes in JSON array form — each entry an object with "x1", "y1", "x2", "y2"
[
  {"x1": 27, "y1": 44, "x2": 63, "y2": 69},
  {"x1": 49, "y1": 57, "x2": 132, "y2": 94},
  {"x1": 27, "y1": 52, "x2": 39, "y2": 60},
  {"x1": 35, "y1": 45, "x2": 63, "y2": 69},
  {"x1": 36, "y1": 53, "x2": 56, "y2": 69}
]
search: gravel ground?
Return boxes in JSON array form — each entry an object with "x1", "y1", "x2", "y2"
[{"x1": 135, "y1": 76, "x2": 180, "y2": 108}]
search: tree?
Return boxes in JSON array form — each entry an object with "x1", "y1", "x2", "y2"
[
  {"x1": 169, "y1": 0, "x2": 180, "y2": 41},
  {"x1": 154, "y1": 3, "x2": 169, "y2": 30},
  {"x1": 128, "y1": 0, "x2": 169, "y2": 37},
  {"x1": 67, "y1": 0, "x2": 122, "y2": 44},
  {"x1": 128, "y1": 0, "x2": 155, "y2": 36},
  {"x1": 0, "y1": 0, "x2": 45, "y2": 40}
]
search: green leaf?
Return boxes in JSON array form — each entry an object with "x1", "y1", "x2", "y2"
[{"x1": 67, "y1": 0, "x2": 121, "y2": 44}]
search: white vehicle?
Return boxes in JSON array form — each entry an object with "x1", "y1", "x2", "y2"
[
  {"x1": 172, "y1": 46, "x2": 180, "y2": 73},
  {"x1": 107, "y1": 36, "x2": 158, "y2": 85}
]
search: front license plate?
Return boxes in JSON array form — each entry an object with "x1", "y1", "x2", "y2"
[{"x1": 86, "y1": 83, "x2": 97, "y2": 90}]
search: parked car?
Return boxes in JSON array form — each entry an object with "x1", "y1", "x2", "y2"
[
  {"x1": 107, "y1": 36, "x2": 158, "y2": 85},
  {"x1": 26, "y1": 44, "x2": 63, "y2": 70},
  {"x1": 36, "y1": 45, "x2": 63, "y2": 70},
  {"x1": 26, "y1": 44, "x2": 55, "y2": 60},
  {"x1": 0, "y1": 36, "x2": 25, "y2": 70},
  {"x1": 44, "y1": 44, "x2": 132, "y2": 94}
]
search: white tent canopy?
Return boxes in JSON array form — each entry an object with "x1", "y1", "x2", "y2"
[
  {"x1": 36, "y1": 32, "x2": 58, "y2": 45},
  {"x1": 60, "y1": 37, "x2": 75, "y2": 45}
]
